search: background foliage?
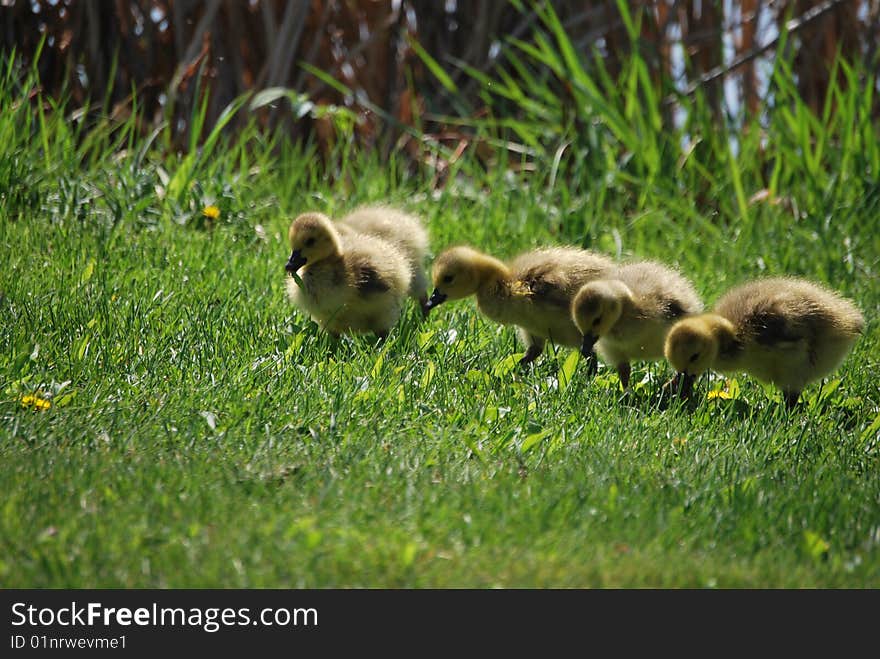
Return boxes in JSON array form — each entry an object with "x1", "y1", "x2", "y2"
[{"x1": 3, "y1": 0, "x2": 878, "y2": 155}]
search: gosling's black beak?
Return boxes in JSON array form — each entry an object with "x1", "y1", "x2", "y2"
[
  {"x1": 286, "y1": 250, "x2": 306, "y2": 274},
  {"x1": 674, "y1": 372, "x2": 696, "y2": 398},
  {"x1": 423, "y1": 289, "x2": 447, "y2": 312},
  {"x1": 580, "y1": 333, "x2": 598, "y2": 358}
]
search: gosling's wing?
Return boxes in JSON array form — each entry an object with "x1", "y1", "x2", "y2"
[
  {"x1": 747, "y1": 306, "x2": 807, "y2": 347},
  {"x1": 516, "y1": 263, "x2": 573, "y2": 310},
  {"x1": 741, "y1": 297, "x2": 827, "y2": 371},
  {"x1": 340, "y1": 206, "x2": 429, "y2": 262},
  {"x1": 511, "y1": 248, "x2": 613, "y2": 309},
  {"x1": 343, "y1": 234, "x2": 411, "y2": 298},
  {"x1": 661, "y1": 298, "x2": 691, "y2": 321},
  {"x1": 353, "y1": 262, "x2": 391, "y2": 295}
]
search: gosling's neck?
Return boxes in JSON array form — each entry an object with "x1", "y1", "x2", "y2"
[
  {"x1": 607, "y1": 281, "x2": 636, "y2": 321},
  {"x1": 706, "y1": 314, "x2": 741, "y2": 368},
  {"x1": 472, "y1": 252, "x2": 512, "y2": 293},
  {"x1": 326, "y1": 223, "x2": 345, "y2": 257},
  {"x1": 314, "y1": 226, "x2": 345, "y2": 267}
]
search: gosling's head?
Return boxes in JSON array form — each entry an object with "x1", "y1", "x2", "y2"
[
  {"x1": 285, "y1": 212, "x2": 342, "y2": 274},
  {"x1": 571, "y1": 280, "x2": 630, "y2": 354},
  {"x1": 424, "y1": 246, "x2": 487, "y2": 311},
  {"x1": 664, "y1": 317, "x2": 716, "y2": 398},
  {"x1": 664, "y1": 315, "x2": 724, "y2": 377}
]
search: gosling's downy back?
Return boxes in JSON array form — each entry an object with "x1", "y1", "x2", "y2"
[
  {"x1": 612, "y1": 260, "x2": 703, "y2": 321},
  {"x1": 339, "y1": 205, "x2": 430, "y2": 300},
  {"x1": 714, "y1": 277, "x2": 864, "y2": 347},
  {"x1": 507, "y1": 247, "x2": 615, "y2": 309},
  {"x1": 340, "y1": 205, "x2": 428, "y2": 263}
]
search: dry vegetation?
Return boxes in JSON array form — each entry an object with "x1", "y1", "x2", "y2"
[{"x1": 3, "y1": 0, "x2": 878, "y2": 157}]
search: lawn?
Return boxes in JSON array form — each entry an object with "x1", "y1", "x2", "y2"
[{"x1": 1, "y1": 49, "x2": 879, "y2": 588}]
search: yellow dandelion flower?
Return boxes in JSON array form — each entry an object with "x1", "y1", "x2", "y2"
[
  {"x1": 707, "y1": 389, "x2": 732, "y2": 401},
  {"x1": 202, "y1": 205, "x2": 220, "y2": 220},
  {"x1": 21, "y1": 394, "x2": 51, "y2": 411}
]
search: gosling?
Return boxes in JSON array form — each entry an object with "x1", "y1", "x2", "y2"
[
  {"x1": 571, "y1": 260, "x2": 703, "y2": 388},
  {"x1": 425, "y1": 245, "x2": 614, "y2": 365},
  {"x1": 664, "y1": 277, "x2": 864, "y2": 407},
  {"x1": 284, "y1": 212, "x2": 411, "y2": 337}
]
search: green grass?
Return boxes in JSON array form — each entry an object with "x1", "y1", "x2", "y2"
[{"x1": 1, "y1": 40, "x2": 879, "y2": 587}]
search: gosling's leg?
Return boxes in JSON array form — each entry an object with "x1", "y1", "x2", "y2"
[
  {"x1": 783, "y1": 391, "x2": 800, "y2": 410},
  {"x1": 519, "y1": 334, "x2": 545, "y2": 366},
  {"x1": 519, "y1": 344, "x2": 543, "y2": 366},
  {"x1": 372, "y1": 321, "x2": 390, "y2": 342},
  {"x1": 617, "y1": 362, "x2": 631, "y2": 390},
  {"x1": 664, "y1": 372, "x2": 695, "y2": 400}
]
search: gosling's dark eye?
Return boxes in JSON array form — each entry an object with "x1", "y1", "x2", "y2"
[
  {"x1": 689, "y1": 353, "x2": 699, "y2": 363},
  {"x1": 304, "y1": 237, "x2": 316, "y2": 247},
  {"x1": 442, "y1": 275, "x2": 453, "y2": 284},
  {"x1": 592, "y1": 318, "x2": 601, "y2": 327}
]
